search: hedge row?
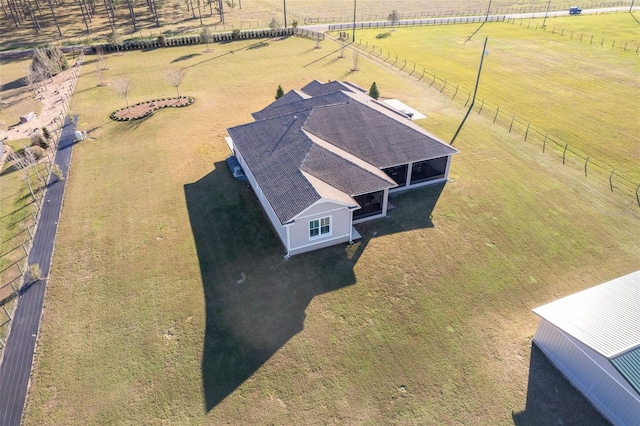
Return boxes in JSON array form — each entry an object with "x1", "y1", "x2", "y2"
[{"x1": 98, "y1": 28, "x2": 296, "y2": 52}]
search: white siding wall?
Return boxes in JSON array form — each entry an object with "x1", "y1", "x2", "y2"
[
  {"x1": 288, "y1": 202, "x2": 352, "y2": 256},
  {"x1": 534, "y1": 320, "x2": 640, "y2": 426}
]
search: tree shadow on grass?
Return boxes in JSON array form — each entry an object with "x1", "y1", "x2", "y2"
[
  {"x1": 171, "y1": 53, "x2": 202, "y2": 63},
  {"x1": 185, "y1": 164, "x2": 445, "y2": 412},
  {"x1": 512, "y1": 344, "x2": 609, "y2": 426}
]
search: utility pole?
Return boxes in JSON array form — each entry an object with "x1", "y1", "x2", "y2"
[
  {"x1": 542, "y1": 0, "x2": 551, "y2": 29},
  {"x1": 352, "y1": 0, "x2": 357, "y2": 42},
  {"x1": 451, "y1": 37, "x2": 489, "y2": 146},
  {"x1": 485, "y1": 0, "x2": 492, "y2": 21},
  {"x1": 283, "y1": 0, "x2": 287, "y2": 28}
]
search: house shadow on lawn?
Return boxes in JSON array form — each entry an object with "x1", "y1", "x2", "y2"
[
  {"x1": 512, "y1": 344, "x2": 609, "y2": 426},
  {"x1": 184, "y1": 164, "x2": 445, "y2": 412}
]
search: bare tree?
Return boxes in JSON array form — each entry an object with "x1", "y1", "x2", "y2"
[
  {"x1": 108, "y1": 28, "x2": 123, "y2": 55},
  {"x1": 103, "y1": 0, "x2": 116, "y2": 30},
  {"x1": 389, "y1": 10, "x2": 399, "y2": 31},
  {"x1": 217, "y1": 0, "x2": 224, "y2": 23},
  {"x1": 269, "y1": 17, "x2": 279, "y2": 31},
  {"x1": 200, "y1": 25, "x2": 212, "y2": 51},
  {"x1": 351, "y1": 50, "x2": 360, "y2": 71},
  {"x1": 196, "y1": 0, "x2": 203, "y2": 24},
  {"x1": 96, "y1": 45, "x2": 108, "y2": 70},
  {"x1": 112, "y1": 76, "x2": 135, "y2": 113},
  {"x1": 95, "y1": 61, "x2": 106, "y2": 86},
  {"x1": 164, "y1": 69, "x2": 188, "y2": 98},
  {"x1": 7, "y1": 151, "x2": 38, "y2": 202},
  {"x1": 46, "y1": 0, "x2": 62, "y2": 36},
  {"x1": 125, "y1": 0, "x2": 138, "y2": 31}
]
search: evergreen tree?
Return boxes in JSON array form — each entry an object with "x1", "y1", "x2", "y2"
[
  {"x1": 275, "y1": 84, "x2": 284, "y2": 99},
  {"x1": 368, "y1": 82, "x2": 380, "y2": 99}
]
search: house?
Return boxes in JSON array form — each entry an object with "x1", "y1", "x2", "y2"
[
  {"x1": 532, "y1": 270, "x2": 640, "y2": 426},
  {"x1": 226, "y1": 80, "x2": 458, "y2": 257}
]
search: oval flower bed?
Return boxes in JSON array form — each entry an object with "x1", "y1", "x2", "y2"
[{"x1": 110, "y1": 96, "x2": 195, "y2": 121}]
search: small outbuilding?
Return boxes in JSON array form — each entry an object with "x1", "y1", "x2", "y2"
[
  {"x1": 532, "y1": 270, "x2": 640, "y2": 426},
  {"x1": 20, "y1": 112, "x2": 37, "y2": 124}
]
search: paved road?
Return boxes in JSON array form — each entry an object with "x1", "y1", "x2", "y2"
[{"x1": 0, "y1": 116, "x2": 78, "y2": 426}]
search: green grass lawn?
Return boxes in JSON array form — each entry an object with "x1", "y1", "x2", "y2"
[
  {"x1": 346, "y1": 13, "x2": 640, "y2": 185},
  {"x1": 15, "y1": 31, "x2": 639, "y2": 425}
]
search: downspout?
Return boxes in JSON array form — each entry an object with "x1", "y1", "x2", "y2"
[
  {"x1": 348, "y1": 206, "x2": 354, "y2": 244},
  {"x1": 285, "y1": 225, "x2": 291, "y2": 258}
]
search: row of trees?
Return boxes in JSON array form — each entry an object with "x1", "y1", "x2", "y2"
[
  {"x1": 2, "y1": 0, "x2": 240, "y2": 35},
  {"x1": 110, "y1": 68, "x2": 188, "y2": 113}
]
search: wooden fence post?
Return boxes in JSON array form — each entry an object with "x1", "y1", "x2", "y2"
[
  {"x1": 464, "y1": 91, "x2": 471, "y2": 107},
  {"x1": 440, "y1": 79, "x2": 447, "y2": 93},
  {"x1": 478, "y1": 98, "x2": 484, "y2": 115},
  {"x1": 452, "y1": 84, "x2": 458, "y2": 99},
  {"x1": 509, "y1": 115, "x2": 515, "y2": 133},
  {"x1": 562, "y1": 144, "x2": 568, "y2": 164},
  {"x1": 524, "y1": 123, "x2": 530, "y2": 141},
  {"x1": 636, "y1": 183, "x2": 640, "y2": 207},
  {"x1": 419, "y1": 69, "x2": 425, "y2": 81},
  {"x1": 493, "y1": 106, "x2": 500, "y2": 123},
  {"x1": 543, "y1": 133, "x2": 548, "y2": 152},
  {"x1": 429, "y1": 74, "x2": 436, "y2": 87}
]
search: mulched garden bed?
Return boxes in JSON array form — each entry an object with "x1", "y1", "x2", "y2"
[{"x1": 110, "y1": 96, "x2": 195, "y2": 121}]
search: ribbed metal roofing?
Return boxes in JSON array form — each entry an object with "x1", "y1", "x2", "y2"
[
  {"x1": 533, "y1": 270, "x2": 640, "y2": 358},
  {"x1": 612, "y1": 347, "x2": 640, "y2": 396}
]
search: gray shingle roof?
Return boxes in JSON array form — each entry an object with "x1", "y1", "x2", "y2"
[
  {"x1": 228, "y1": 80, "x2": 457, "y2": 224},
  {"x1": 305, "y1": 100, "x2": 457, "y2": 168},
  {"x1": 252, "y1": 91, "x2": 349, "y2": 121},
  {"x1": 300, "y1": 80, "x2": 364, "y2": 96}
]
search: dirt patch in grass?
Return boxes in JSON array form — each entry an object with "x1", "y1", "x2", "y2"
[{"x1": 109, "y1": 96, "x2": 195, "y2": 121}]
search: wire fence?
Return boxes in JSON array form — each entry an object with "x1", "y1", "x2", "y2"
[
  {"x1": 0, "y1": 53, "x2": 84, "y2": 350},
  {"x1": 277, "y1": 1, "x2": 632, "y2": 25},
  {"x1": 329, "y1": 15, "x2": 507, "y2": 31},
  {"x1": 506, "y1": 14, "x2": 640, "y2": 54},
  {"x1": 347, "y1": 39, "x2": 640, "y2": 208}
]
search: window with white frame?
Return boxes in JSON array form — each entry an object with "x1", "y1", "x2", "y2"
[{"x1": 309, "y1": 217, "x2": 331, "y2": 239}]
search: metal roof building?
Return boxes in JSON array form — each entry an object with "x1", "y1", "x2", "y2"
[{"x1": 532, "y1": 270, "x2": 640, "y2": 426}]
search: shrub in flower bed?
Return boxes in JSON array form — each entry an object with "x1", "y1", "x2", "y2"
[{"x1": 110, "y1": 96, "x2": 195, "y2": 121}]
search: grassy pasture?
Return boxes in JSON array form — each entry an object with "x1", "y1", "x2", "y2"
[
  {"x1": 0, "y1": 0, "x2": 631, "y2": 50},
  {"x1": 14, "y1": 32, "x2": 639, "y2": 425},
  {"x1": 347, "y1": 13, "x2": 640, "y2": 185}
]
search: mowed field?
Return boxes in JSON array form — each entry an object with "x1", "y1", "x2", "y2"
[
  {"x1": 0, "y1": 0, "x2": 631, "y2": 50},
  {"x1": 347, "y1": 13, "x2": 640, "y2": 185},
  {"x1": 3, "y1": 19, "x2": 638, "y2": 426}
]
